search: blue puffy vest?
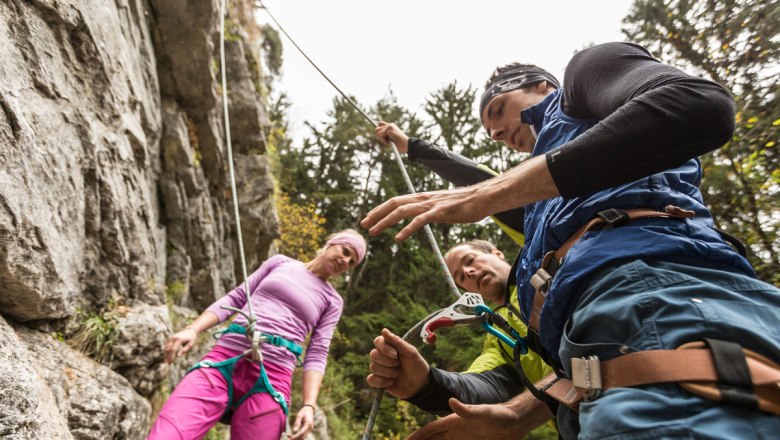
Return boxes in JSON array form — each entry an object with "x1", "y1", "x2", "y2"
[{"x1": 516, "y1": 90, "x2": 754, "y2": 364}]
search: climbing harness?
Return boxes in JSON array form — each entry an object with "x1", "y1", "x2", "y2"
[
  {"x1": 531, "y1": 339, "x2": 780, "y2": 416},
  {"x1": 187, "y1": 323, "x2": 304, "y2": 421},
  {"x1": 527, "y1": 205, "x2": 696, "y2": 337},
  {"x1": 519, "y1": 205, "x2": 780, "y2": 417}
]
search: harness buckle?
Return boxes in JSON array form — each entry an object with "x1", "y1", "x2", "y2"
[
  {"x1": 597, "y1": 208, "x2": 630, "y2": 227},
  {"x1": 530, "y1": 268, "x2": 553, "y2": 293},
  {"x1": 571, "y1": 355, "x2": 603, "y2": 401}
]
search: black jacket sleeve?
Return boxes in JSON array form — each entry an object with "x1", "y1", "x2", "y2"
[
  {"x1": 405, "y1": 365, "x2": 524, "y2": 416},
  {"x1": 547, "y1": 42, "x2": 736, "y2": 199},
  {"x1": 408, "y1": 137, "x2": 525, "y2": 233}
]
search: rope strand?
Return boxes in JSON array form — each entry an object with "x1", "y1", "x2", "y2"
[
  {"x1": 219, "y1": 0, "x2": 256, "y2": 331},
  {"x1": 257, "y1": 0, "x2": 461, "y2": 301}
]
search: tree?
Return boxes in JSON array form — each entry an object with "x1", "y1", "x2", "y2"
[{"x1": 624, "y1": 0, "x2": 780, "y2": 284}]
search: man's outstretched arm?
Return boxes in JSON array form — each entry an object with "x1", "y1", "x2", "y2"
[{"x1": 363, "y1": 42, "x2": 735, "y2": 239}]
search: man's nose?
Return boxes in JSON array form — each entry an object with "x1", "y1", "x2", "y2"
[{"x1": 490, "y1": 127, "x2": 504, "y2": 141}]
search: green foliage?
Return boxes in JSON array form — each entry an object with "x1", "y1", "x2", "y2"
[
  {"x1": 271, "y1": 82, "x2": 526, "y2": 437},
  {"x1": 623, "y1": 0, "x2": 780, "y2": 285},
  {"x1": 260, "y1": 24, "x2": 284, "y2": 77},
  {"x1": 203, "y1": 424, "x2": 229, "y2": 440},
  {"x1": 70, "y1": 299, "x2": 127, "y2": 363},
  {"x1": 165, "y1": 280, "x2": 186, "y2": 306},
  {"x1": 276, "y1": 192, "x2": 327, "y2": 261}
]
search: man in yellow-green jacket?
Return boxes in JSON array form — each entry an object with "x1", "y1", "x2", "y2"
[
  {"x1": 368, "y1": 122, "x2": 551, "y2": 413},
  {"x1": 368, "y1": 239, "x2": 550, "y2": 415}
]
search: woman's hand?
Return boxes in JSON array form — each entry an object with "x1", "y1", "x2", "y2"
[
  {"x1": 163, "y1": 327, "x2": 198, "y2": 364},
  {"x1": 375, "y1": 121, "x2": 410, "y2": 154},
  {"x1": 289, "y1": 404, "x2": 315, "y2": 440}
]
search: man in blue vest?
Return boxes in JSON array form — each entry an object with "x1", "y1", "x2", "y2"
[{"x1": 362, "y1": 42, "x2": 780, "y2": 439}]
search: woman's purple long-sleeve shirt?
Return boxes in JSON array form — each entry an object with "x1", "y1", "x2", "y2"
[{"x1": 206, "y1": 254, "x2": 343, "y2": 373}]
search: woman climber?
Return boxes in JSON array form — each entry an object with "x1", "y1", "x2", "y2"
[{"x1": 147, "y1": 229, "x2": 367, "y2": 440}]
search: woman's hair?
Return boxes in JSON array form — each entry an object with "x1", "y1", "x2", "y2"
[{"x1": 322, "y1": 229, "x2": 367, "y2": 264}]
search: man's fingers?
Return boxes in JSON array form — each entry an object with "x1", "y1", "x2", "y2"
[
  {"x1": 366, "y1": 373, "x2": 393, "y2": 388},
  {"x1": 395, "y1": 210, "x2": 437, "y2": 241},
  {"x1": 369, "y1": 362, "x2": 401, "y2": 379},
  {"x1": 380, "y1": 328, "x2": 420, "y2": 358},
  {"x1": 369, "y1": 348, "x2": 400, "y2": 368},
  {"x1": 367, "y1": 201, "x2": 430, "y2": 238},
  {"x1": 372, "y1": 335, "x2": 399, "y2": 359},
  {"x1": 361, "y1": 193, "x2": 426, "y2": 231},
  {"x1": 449, "y1": 398, "x2": 499, "y2": 422}
]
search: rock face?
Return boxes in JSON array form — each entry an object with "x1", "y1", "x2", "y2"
[{"x1": 0, "y1": 0, "x2": 278, "y2": 437}]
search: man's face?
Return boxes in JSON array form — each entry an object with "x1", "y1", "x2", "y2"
[
  {"x1": 480, "y1": 86, "x2": 548, "y2": 153},
  {"x1": 445, "y1": 245, "x2": 511, "y2": 303}
]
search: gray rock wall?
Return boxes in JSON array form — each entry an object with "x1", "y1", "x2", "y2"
[{"x1": 0, "y1": 0, "x2": 278, "y2": 437}]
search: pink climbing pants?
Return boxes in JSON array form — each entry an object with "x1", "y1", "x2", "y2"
[{"x1": 147, "y1": 345, "x2": 293, "y2": 440}]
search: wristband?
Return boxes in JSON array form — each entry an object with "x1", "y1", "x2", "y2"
[{"x1": 301, "y1": 404, "x2": 316, "y2": 412}]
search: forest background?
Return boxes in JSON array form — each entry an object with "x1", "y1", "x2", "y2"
[{"x1": 257, "y1": 0, "x2": 779, "y2": 438}]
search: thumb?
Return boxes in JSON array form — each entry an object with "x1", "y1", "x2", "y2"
[
  {"x1": 381, "y1": 328, "x2": 420, "y2": 358},
  {"x1": 448, "y1": 398, "x2": 482, "y2": 420}
]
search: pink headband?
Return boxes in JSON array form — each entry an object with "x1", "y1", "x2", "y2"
[{"x1": 326, "y1": 232, "x2": 367, "y2": 264}]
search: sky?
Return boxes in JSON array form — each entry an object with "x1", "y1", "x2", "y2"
[{"x1": 255, "y1": 0, "x2": 636, "y2": 143}]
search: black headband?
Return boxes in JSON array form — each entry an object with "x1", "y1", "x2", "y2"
[{"x1": 479, "y1": 66, "x2": 560, "y2": 118}]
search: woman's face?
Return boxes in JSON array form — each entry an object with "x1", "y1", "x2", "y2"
[{"x1": 321, "y1": 243, "x2": 358, "y2": 277}]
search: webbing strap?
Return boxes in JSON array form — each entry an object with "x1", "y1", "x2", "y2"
[
  {"x1": 542, "y1": 341, "x2": 780, "y2": 415},
  {"x1": 704, "y1": 338, "x2": 759, "y2": 408},
  {"x1": 216, "y1": 323, "x2": 304, "y2": 364},
  {"x1": 528, "y1": 205, "x2": 695, "y2": 334},
  {"x1": 188, "y1": 353, "x2": 290, "y2": 418}
]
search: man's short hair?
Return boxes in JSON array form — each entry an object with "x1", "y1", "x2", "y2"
[{"x1": 447, "y1": 240, "x2": 497, "y2": 257}]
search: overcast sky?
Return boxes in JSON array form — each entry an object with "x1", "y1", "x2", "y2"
[{"x1": 255, "y1": 0, "x2": 636, "y2": 143}]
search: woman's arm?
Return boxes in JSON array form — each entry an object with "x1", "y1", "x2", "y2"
[
  {"x1": 289, "y1": 370, "x2": 324, "y2": 440},
  {"x1": 162, "y1": 310, "x2": 219, "y2": 363}
]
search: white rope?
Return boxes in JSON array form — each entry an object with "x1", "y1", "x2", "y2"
[
  {"x1": 218, "y1": 0, "x2": 259, "y2": 350},
  {"x1": 257, "y1": 0, "x2": 461, "y2": 301}
]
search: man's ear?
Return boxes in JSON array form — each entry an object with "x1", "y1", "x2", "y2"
[
  {"x1": 535, "y1": 80, "x2": 549, "y2": 93},
  {"x1": 492, "y1": 249, "x2": 505, "y2": 261}
]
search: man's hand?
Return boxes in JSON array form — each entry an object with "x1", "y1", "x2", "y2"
[
  {"x1": 360, "y1": 155, "x2": 556, "y2": 241},
  {"x1": 360, "y1": 186, "x2": 488, "y2": 241},
  {"x1": 406, "y1": 398, "x2": 529, "y2": 440},
  {"x1": 375, "y1": 121, "x2": 410, "y2": 154},
  {"x1": 367, "y1": 328, "x2": 431, "y2": 399}
]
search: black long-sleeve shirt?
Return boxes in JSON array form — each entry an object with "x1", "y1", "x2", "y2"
[{"x1": 400, "y1": 42, "x2": 735, "y2": 414}]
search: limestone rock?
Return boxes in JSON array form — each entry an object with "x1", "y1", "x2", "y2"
[
  {"x1": 110, "y1": 304, "x2": 170, "y2": 397},
  {"x1": 0, "y1": 316, "x2": 72, "y2": 439}
]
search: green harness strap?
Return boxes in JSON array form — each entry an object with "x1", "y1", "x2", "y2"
[{"x1": 187, "y1": 323, "x2": 303, "y2": 420}]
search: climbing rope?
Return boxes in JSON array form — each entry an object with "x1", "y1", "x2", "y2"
[
  {"x1": 218, "y1": 0, "x2": 262, "y2": 361},
  {"x1": 255, "y1": 3, "x2": 480, "y2": 438},
  {"x1": 256, "y1": 0, "x2": 461, "y2": 302}
]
